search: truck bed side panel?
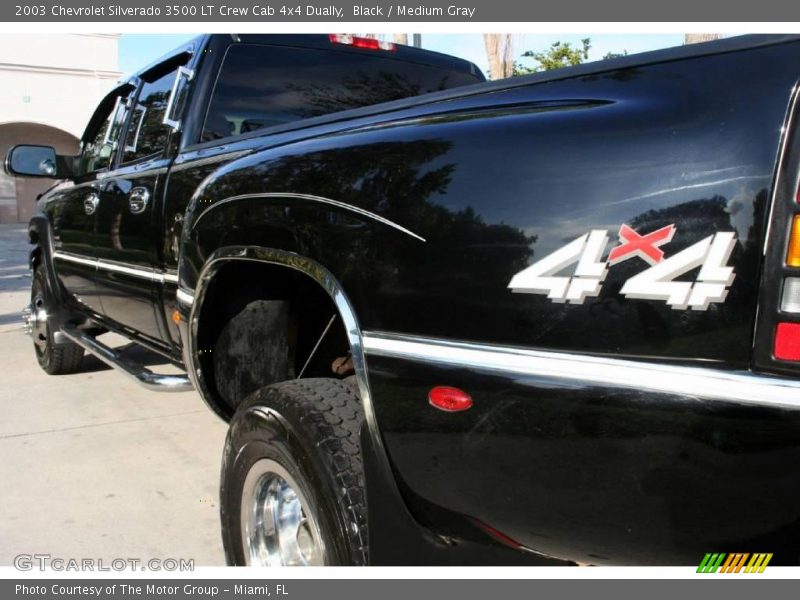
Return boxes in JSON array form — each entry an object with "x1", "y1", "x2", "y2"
[{"x1": 183, "y1": 41, "x2": 800, "y2": 564}]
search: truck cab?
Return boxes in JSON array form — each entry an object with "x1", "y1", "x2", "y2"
[{"x1": 10, "y1": 33, "x2": 484, "y2": 370}]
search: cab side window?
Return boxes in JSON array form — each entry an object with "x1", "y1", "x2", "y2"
[
  {"x1": 122, "y1": 68, "x2": 178, "y2": 164},
  {"x1": 79, "y1": 94, "x2": 128, "y2": 175},
  {"x1": 201, "y1": 43, "x2": 481, "y2": 143}
]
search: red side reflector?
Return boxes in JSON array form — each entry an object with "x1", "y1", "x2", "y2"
[
  {"x1": 774, "y1": 322, "x2": 800, "y2": 361},
  {"x1": 329, "y1": 34, "x2": 396, "y2": 52},
  {"x1": 428, "y1": 386, "x2": 473, "y2": 412}
]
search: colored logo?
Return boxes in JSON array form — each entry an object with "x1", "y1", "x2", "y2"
[
  {"x1": 508, "y1": 223, "x2": 736, "y2": 310},
  {"x1": 608, "y1": 223, "x2": 676, "y2": 266},
  {"x1": 697, "y1": 552, "x2": 773, "y2": 573}
]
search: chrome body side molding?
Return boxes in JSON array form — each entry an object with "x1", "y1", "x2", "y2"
[
  {"x1": 362, "y1": 331, "x2": 800, "y2": 410},
  {"x1": 53, "y1": 251, "x2": 179, "y2": 285}
]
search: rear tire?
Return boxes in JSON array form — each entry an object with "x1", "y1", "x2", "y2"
[
  {"x1": 30, "y1": 265, "x2": 83, "y2": 375},
  {"x1": 213, "y1": 300, "x2": 290, "y2": 409},
  {"x1": 220, "y1": 378, "x2": 368, "y2": 566}
]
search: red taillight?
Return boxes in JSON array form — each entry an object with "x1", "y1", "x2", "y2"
[
  {"x1": 328, "y1": 34, "x2": 396, "y2": 52},
  {"x1": 428, "y1": 386, "x2": 473, "y2": 412},
  {"x1": 774, "y1": 322, "x2": 800, "y2": 361}
]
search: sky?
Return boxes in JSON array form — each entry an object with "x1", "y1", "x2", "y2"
[{"x1": 118, "y1": 33, "x2": 686, "y2": 79}]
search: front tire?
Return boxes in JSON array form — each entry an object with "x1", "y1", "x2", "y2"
[
  {"x1": 220, "y1": 378, "x2": 368, "y2": 566},
  {"x1": 29, "y1": 265, "x2": 84, "y2": 375}
]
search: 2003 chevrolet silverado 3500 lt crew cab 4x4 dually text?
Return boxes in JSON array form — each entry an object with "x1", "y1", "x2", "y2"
[{"x1": 7, "y1": 33, "x2": 800, "y2": 567}]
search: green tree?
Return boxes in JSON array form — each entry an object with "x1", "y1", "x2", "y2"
[
  {"x1": 514, "y1": 38, "x2": 591, "y2": 75},
  {"x1": 513, "y1": 38, "x2": 628, "y2": 76}
]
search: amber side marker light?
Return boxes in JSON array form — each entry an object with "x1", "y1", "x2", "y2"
[{"x1": 787, "y1": 215, "x2": 800, "y2": 267}]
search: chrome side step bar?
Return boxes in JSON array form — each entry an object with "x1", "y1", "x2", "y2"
[{"x1": 61, "y1": 325, "x2": 194, "y2": 393}]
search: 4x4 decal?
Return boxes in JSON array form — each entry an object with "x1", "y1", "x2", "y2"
[{"x1": 508, "y1": 224, "x2": 737, "y2": 310}]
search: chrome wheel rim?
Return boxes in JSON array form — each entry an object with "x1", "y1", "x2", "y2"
[
  {"x1": 240, "y1": 458, "x2": 326, "y2": 566},
  {"x1": 28, "y1": 292, "x2": 49, "y2": 353}
]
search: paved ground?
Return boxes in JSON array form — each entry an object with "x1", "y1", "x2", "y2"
[{"x1": 0, "y1": 224, "x2": 228, "y2": 566}]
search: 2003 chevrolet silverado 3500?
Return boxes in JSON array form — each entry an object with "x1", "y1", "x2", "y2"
[{"x1": 6, "y1": 33, "x2": 800, "y2": 566}]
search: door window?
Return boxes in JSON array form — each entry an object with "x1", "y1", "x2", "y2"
[
  {"x1": 121, "y1": 67, "x2": 181, "y2": 164},
  {"x1": 78, "y1": 93, "x2": 129, "y2": 175}
]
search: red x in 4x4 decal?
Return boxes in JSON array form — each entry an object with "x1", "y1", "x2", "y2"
[{"x1": 608, "y1": 223, "x2": 676, "y2": 266}]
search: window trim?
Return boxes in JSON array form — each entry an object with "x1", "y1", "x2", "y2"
[
  {"x1": 162, "y1": 66, "x2": 195, "y2": 132},
  {"x1": 76, "y1": 82, "x2": 136, "y2": 179},
  {"x1": 123, "y1": 102, "x2": 147, "y2": 155},
  {"x1": 80, "y1": 82, "x2": 135, "y2": 144},
  {"x1": 116, "y1": 55, "x2": 193, "y2": 168}
]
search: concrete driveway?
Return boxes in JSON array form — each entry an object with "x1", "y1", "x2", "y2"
[{"x1": 0, "y1": 224, "x2": 227, "y2": 567}]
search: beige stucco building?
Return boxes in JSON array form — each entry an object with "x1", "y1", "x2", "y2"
[{"x1": 0, "y1": 34, "x2": 121, "y2": 223}]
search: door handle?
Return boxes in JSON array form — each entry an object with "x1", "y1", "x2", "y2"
[
  {"x1": 128, "y1": 187, "x2": 150, "y2": 214},
  {"x1": 83, "y1": 192, "x2": 99, "y2": 216}
]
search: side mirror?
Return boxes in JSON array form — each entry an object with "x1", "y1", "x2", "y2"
[{"x1": 5, "y1": 145, "x2": 59, "y2": 178}]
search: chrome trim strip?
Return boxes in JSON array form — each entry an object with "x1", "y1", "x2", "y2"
[
  {"x1": 103, "y1": 96, "x2": 124, "y2": 146},
  {"x1": 170, "y1": 150, "x2": 250, "y2": 173},
  {"x1": 162, "y1": 65, "x2": 194, "y2": 131},
  {"x1": 763, "y1": 82, "x2": 800, "y2": 256},
  {"x1": 192, "y1": 192, "x2": 426, "y2": 243},
  {"x1": 53, "y1": 251, "x2": 178, "y2": 285},
  {"x1": 362, "y1": 331, "x2": 800, "y2": 410},
  {"x1": 95, "y1": 259, "x2": 163, "y2": 283},
  {"x1": 176, "y1": 287, "x2": 194, "y2": 307},
  {"x1": 52, "y1": 251, "x2": 95, "y2": 268}
]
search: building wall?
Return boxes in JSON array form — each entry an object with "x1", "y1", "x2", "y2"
[
  {"x1": 0, "y1": 34, "x2": 121, "y2": 223},
  {"x1": 0, "y1": 123, "x2": 80, "y2": 223}
]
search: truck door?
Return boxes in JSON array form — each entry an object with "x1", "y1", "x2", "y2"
[
  {"x1": 50, "y1": 85, "x2": 131, "y2": 315},
  {"x1": 92, "y1": 56, "x2": 190, "y2": 342}
]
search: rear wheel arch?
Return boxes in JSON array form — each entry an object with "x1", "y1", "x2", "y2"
[
  {"x1": 187, "y1": 247, "x2": 375, "y2": 425},
  {"x1": 187, "y1": 247, "x2": 404, "y2": 566}
]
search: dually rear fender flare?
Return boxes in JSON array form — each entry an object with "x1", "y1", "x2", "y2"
[{"x1": 184, "y1": 245, "x2": 388, "y2": 459}]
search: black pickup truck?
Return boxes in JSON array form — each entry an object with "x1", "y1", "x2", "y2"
[{"x1": 7, "y1": 33, "x2": 800, "y2": 567}]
